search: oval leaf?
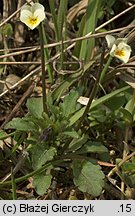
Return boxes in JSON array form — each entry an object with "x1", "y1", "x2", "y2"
[
  {"x1": 5, "y1": 117, "x2": 37, "y2": 131},
  {"x1": 77, "y1": 141, "x2": 108, "y2": 154},
  {"x1": 32, "y1": 146, "x2": 56, "y2": 170},
  {"x1": 73, "y1": 159, "x2": 105, "y2": 197},
  {"x1": 33, "y1": 173, "x2": 52, "y2": 195},
  {"x1": 26, "y1": 97, "x2": 43, "y2": 119}
]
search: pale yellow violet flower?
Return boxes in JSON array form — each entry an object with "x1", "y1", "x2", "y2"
[
  {"x1": 105, "y1": 35, "x2": 131, "y2": 63},
  {"x1": 20, "y1": 3, "x2": 45, "y2": 30}
]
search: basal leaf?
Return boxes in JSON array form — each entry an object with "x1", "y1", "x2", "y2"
[
  {"x1": 69, "y1": 85, "x2": 130, "y2": 126},
  {"x1": 77, "y1": 141, "x2": 108, "y2": 154},
  {"x1": 32, "y1": 146, "x2": 56, "y2": 170},
  {"x1": 33, "y1": 173, "x2": 52, "y2": 195},
  {"x1": 60, "y1": 90, "x2": 79, "y2": 118},
  {"x1": 4, "y1": 117, "x2": 37, "y2": 132},
  {"x1": 0, "y1": 130, "x2": 7, "y2": 139},
  {"x1": 122, "y1": 162, "x2": 135, "y2": 171},
  {"x1": 91, "y1": 86, "x2": 130, "y2": 110},
  {"x1": 52, "y1": 73, "x2": 81, "y2": 102},
  {"x1": 69, "y1": 107, "x2": 85, "y2": 126},
  {"x1": 52, "y1": 61, "x2": 94, "y2": 102},
  {"x1": 67, "y1": 133, "x2": 88, "y2": 152},
  {"x1": 119, "y1": 107, "x2": 133, "y2": 125},
  {"x1": 73, "y1": 159, "x2": 105, "y2": 197},
  {"x1": 105, "y1": 93, "x2": 126, "y2": 111},
  {"x1": 125, "y1": 95, "x2": 135, "y2": 115},
  {"x1": 0, "y1": 23, "x2": 13, "y2": 36},
  {"x1": 62, "y1": 130, "x2": 80, "y2": 139},
  {"x1": 26, "y1": 97, "x2": 43, "y2": 119}
]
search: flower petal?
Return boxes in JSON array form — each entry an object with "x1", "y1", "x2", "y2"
[
  {"x1": 21, "y1": 5, "x2": 32, "y2": 12},
  {"x1": 110, "y1": 44, "x2": 117, "y2": 57},
  {"x1": 26, "y1": 19, "x2": 41, "y2": 30},
  {"x1": 105, "y1": 35, "x2": 115, "y2": 48},
  {"x1": 116, "y1": 38, "x2": 128, "y2": 45},
  {"x1": 32, "y1": 3, "x2": 45, "y2": 12},
  {"x1": 115, "y1": 42, "x2": 131, "y2": 63},
  {"x1": 33, "y1": 3, "x2": 45, "y2": 22},
  {"x1": 20, "y1": 5, "x2": 33, "y2": 23}
]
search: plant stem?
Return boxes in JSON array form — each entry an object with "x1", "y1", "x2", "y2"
[
  {"x1": 99, "y1": 55, "x2": 112, "y2": 83},
  {"x1": 121, "y1": 126, "x2": 129, "y2": 199},
  {"x1": 11, "y1": 167, "x2": 17, "y2": 200},
  {"x1": 76, "y1": 48, "x2": 105, "y2": 130},
  {"x1": 39, "y1": 23, "x2": 48, "y2": 114},
  {"x1": 60, "y1": 36, "x2": 64, "y2": 73},
  {"x1": 58, "y1": 0, "x2": 67, "y2": 73},
  {"x1": 42, "y1": 26, "x2": 54, "y2": 84},
  {"x1": 121, "y1": 89, "x2": 135, "y2": 198},
  {"x1": 0, "y1": 131, "x2": 16, "y2": 140},
  {"x1": 0, "y1": 159, "x2": 63, "y2": 187}
]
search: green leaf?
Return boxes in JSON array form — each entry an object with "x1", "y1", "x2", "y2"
[
  {"x1": 122, "y1": 162, "x2": 135, "y2": 171},
  {"x1": 49, "y1": 0, "x2": 59, "y2": 41},
  {"x1": 0, "y1": 23, "x2": 13, "y2": 36},
  {"x1": 4, "y1": 117, "x2": 37, "y2": 131},
  {"x1": 73, "y1": 159, "x2": 105, "y2": 197},
  {"x1": 0, "y1": 130, "x2": 6, "y2": 137},
  {"x1": 88, "y1": 109, "x2": 107, "y2": 123},
  {"x1": 125, "y1": 94, "x2": 135, "y2": 115},
  {"x1": 57, "y1": 0, "x2": 68, "y2": 40},
  {"x1": 99, "y1": 152, "x2": 110, "y2": 162},
  {"x1": 60, "y1": 90, "x2": 79, "y2": 118},
  {"x1": 69, "y1": 85, "x2": 130, "y2": 126},
  {"x1": 91, "y1": 86, "x2": 130, "y2": 110},
  {"x1": 11, "y1": 167, "x2": 17, "y2": 200},
  {"x1": 77, "y1": 141, "x2": 108, "y2": 154},
  {"x1": 122, "y1": 173, "x2": 135, "y2": 188},
  {"x1": 67, "y1": 133, "x2": 88, "y2": 152},
  {"x1": 26, "y1": 97, "x2": 43, "y2": 119},
  {"x1": 106, "y1": 0, "x2": 116, "y2": 7},
  {"x1": 74, "y1": 0, "x2": 100, "y2": 60},
  {"x1": 105, "y1": 93, "x2": 126, "y2": 111},
  {"x1": 32, "y1": 146, "x2": 56, "y2": 170},
  {"x1": 119, "y1": 107, "x2": 133, "y2": 125},
  {"x1": 52, "y1": 61, "x2": 94, "y2": 102},
  {"x1": 0, "y1": 130, "x2": 8, "y2": 139},
  {"x1": 33, "y1": 173, "x2": 52, "y2": 195},
  {"x1": 80, "y1": 0, "x2": 100, "y2": 60},
  {"x1": 62, "y1": 130, "x2": 79, "y2": 139},
  {"x1": 69, "y1": 107, "x2": 85, "y2": 126},
  {"x1": 52, "y1": 74, "x2": 81, "y2": 102}
]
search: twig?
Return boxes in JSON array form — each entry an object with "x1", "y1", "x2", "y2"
[
  {"x1": 0, "y1": 81, "x2": 35, "y2": 129},
  {"x1": 108, "y1": 151, "x2": 135, "y2": 178},
  {"x1": 0, "y1": 1, "x2": 33, "y2": 28},
  {"x1": 0, "y1": 24, "x2": 135, "y2": 61},
  {"x1": 0, "y1": 43, "x2": 74, "y2": 98},
  {"x1": 0, "y1": 61, "x2": 41, "y2": 65}
]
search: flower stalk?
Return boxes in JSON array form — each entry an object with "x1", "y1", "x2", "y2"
[
  {"x1": 39, "y1": 22, "x2": 48, "y2": 114},
  {"x1": 75, "y1": 47, "x2": 105, "y2": 130},
  {"x1": 20, "y1": 2, "x2": 49, "y2": 113},
  {"x1": 99, "y1": 55, "x2": 112, "y2": 84},
  {"x1": 42, "y1": 28, "x2": 54, "y2": 84}
]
